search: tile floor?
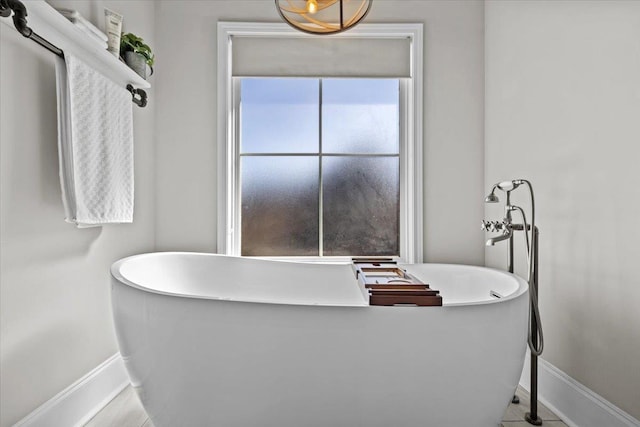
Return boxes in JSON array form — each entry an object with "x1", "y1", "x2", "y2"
[{"x1": 85, "y1": 385, "x2": 567, "y2": 427}]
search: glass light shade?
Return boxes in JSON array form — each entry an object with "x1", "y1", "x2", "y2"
[
  {"x1": 275, "y1": 0, "x2": 373, "y2": 35},
  {"x1": 307, "y1": 0, "x2": 318, "y2": 14}
]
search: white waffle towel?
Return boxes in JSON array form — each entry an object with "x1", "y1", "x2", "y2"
[{"x1": 55, "y1": 54, "x2": 134, "y2": 227}]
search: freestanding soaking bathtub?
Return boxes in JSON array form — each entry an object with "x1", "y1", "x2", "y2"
[{"x1": 111, "y1": 252, "x2": 529, "y2": 427}]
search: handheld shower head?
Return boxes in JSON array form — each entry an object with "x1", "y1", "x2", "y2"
[
  {"x1": 484, "y1": 190, "x2": 500, "y2": 203},
  {"x1": 485, "y1": 180, "x2": 524, "y2": 203}
]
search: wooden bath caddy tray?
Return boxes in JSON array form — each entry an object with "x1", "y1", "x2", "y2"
[{"x1": 352, "y1": 259, "x2": 442, "y2": 307}]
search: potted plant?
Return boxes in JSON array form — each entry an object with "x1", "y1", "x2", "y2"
[{"x1": 120, "y1": 32, "x2": 154, "y2": 79}]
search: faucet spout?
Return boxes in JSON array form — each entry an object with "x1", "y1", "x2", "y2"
[{"x1": 485, "y1": 228, "x2": 513, "y2": 246}]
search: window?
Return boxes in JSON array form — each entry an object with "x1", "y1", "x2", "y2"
[
  {"x1": 239, "y1": 78, "x2": 400, "y2": 257},
  {"x1": 218, "y1": 22, "x2": 424, "y2": 262}
]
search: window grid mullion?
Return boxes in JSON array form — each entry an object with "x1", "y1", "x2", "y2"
[
  {"x1": 239, "y1": 153, "x2": 399, "y2": 157},
  {"x1": 318, "y1": 79, "x2": 323, "y2": 257}
]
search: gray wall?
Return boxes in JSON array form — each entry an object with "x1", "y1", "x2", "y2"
[
  {"x1": 485, "y1": 0, "x2": 640, "y2": 419},
  {"x1": 154, "y1": 0, "x2": 486, "y2": 265},
  {"x1": 0, "y1": 1, "x2": 156, "y2": 425}
]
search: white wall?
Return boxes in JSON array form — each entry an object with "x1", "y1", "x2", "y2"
[
  {"x1": 485, "y1": 0, "x2": 640, "y2": 420},
  {"x1": 154, "y1": 0, "x2": 486, "y2": 265},
  {"x1": 5, "y1": 0, "x2": 639, "y2": 424},
  {"x1": 0, "y1": 1, "x2": 155, "y2": 425}
]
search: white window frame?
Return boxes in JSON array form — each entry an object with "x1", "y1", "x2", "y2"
[{"x1": 217, "y1": 22, "x2": 424, "y2": 263}]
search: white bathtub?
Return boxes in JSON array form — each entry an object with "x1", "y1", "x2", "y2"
[{"x1": 111, "y1": 252, "x2": 528, "y2": 427}]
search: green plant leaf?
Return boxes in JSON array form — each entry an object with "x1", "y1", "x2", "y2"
[{"x1": 120, "y1": 32, "x2": 155, "y2": 67}]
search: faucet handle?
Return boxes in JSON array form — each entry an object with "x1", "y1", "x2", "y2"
[
  {"x1": 482, "y1": 220, "x2": 497, "y2": 232},
  {"x1": 482, "y1": 220, "x2": 510, "y2": 233}
]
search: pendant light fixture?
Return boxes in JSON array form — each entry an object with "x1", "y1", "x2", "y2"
[{"x1": 275, "y1": 0, "x2": 373, "y2": 35}]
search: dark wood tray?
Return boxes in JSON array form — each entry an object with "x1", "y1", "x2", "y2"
[
  {"x1": 369, "y1": 294, "x2": 443, "y2": 307},
  {"x1": 369, "y1": 289, "x2": 440, "y2": 296},
  {"x1": 352, "y1": 259, "x2": 443, "y2": 307}
]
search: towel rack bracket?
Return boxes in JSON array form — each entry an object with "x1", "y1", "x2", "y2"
[
  {"x1": 127, "y1": 85, "x2": 148, "y2": 108},
  {"x1": 1, "y1": 0, "x2": 63, "y2": 56},
  {"x1": 1, "y1": 0, "x2": 29, "y2": 36}
]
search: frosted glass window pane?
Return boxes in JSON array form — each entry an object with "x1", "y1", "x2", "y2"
[
  {"x1": 322, "y1": 79, "x2": 399, "y2": 154},
  {"x1": 241, "y1": 79, "x2": 319, "y2": 153},
  {"x1": 241, "y1": 157, "x2": 319, "y2": 256},
  {"x1": 323, "y1": 157, "x2": 399, "y2": 256}
]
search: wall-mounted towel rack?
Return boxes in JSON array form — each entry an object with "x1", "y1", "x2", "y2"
[{"x1": 0, "y1": 0, "x2": 149, "y2": 108}]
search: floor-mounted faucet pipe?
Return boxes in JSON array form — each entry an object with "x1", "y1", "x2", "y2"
[
  {"x1": 483, "y1": 179, "x2": 544, "y2": 425},
  {"x1": 484, "y1": 181, "x2": 543, "y2": 356},
  {"x1": 506, "y1": 190, "x2": 514, "y2": 276}
]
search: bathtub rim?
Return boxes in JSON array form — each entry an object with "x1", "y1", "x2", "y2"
[{"x1": 110, "y1": 251, "x2": 529, "y2": 308}]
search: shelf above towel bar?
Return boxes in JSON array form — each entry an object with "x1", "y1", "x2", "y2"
[{"x1": 0, "y1": 0, "x2": 149, "y2": 108}]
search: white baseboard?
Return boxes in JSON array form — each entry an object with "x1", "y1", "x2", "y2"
[
  {"x1": 519, "y1": 353, "x2": 640, "y2": 427},
  {"x1": 14, "y1": 353, "x2": 129, "y2": 427}
]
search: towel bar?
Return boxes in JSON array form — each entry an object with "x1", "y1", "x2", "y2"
[{"x1": 0, "y1": 0, "x2": 148, "y2": 108}]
